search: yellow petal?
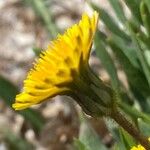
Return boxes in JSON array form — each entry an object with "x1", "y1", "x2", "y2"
[
  {"x1": 130, "y1": 145, "x2": 145, "y2": 150},
  {"x1": 130, "y1": 138, "x2": 150, "y2": 150},
  {"x1": 12, "y1": 11, "x2": 99, "y2": 110},
  {"x1": 13, "y1": 86, "x2": 69, "y2": 110}
]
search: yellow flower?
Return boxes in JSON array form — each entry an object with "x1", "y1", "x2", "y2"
[
  {"x1": 12, "y1": 11, "x2": 99, "y2": 110},
  {"x1": 130, "y1": 138, "x2": 150, "y2": 150},
  {"x1": 131, "y1": 145, "x2": 146, "y2": 150}
]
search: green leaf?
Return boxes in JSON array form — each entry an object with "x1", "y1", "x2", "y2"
[
  {"x1": 108, "y1": 0, "x2": 126, "y2": 24},
  {"x1": 119, "y1": 102, "x2": 150, "y2": 125},
  {"x1": 4, "y1": 130, "x2": 34, "y2": 150},
  {"x1": 105, "y1": 119, "x2": 126, "y2": 150},
  {"x1": 32, "y1": 47, "x2": 42, "y2": 56},
  {"x1": 107, "y1": 38, "x2": 150, "y2": 113},
  {"x1": 74, "y1": 139, "x2": 89, "y2": 150},
  {"x1": 140, "y1": 1, "x2": 150, "y2": 37},
  {"x1": 25, "y1": 0, "x2": 58, "y2": 38},
  {"x1": 0, "y1": 76, "x2": 18, "y2": 106},
  {"x1": 143, "y1": 0, "x2": 150, "y2": 13},
  {"x1": 19, "y1": 109, "x2": 45, "y2": 132},
  {"x1": 79, "y1": 118, "x2": 108, "y2": 150},
  {"x1": 127, "y1": 21, "x2": 150, "y2": 87},
  {"x1": 138, "y1": 118, "x2": 150, "y2": 136},
  {"x1": 107, "y1": 37, "x2": 150, "y2": 97},
  {"x1": 144, "y1": 50, "x2": 150, "y2": 66},
  {"x1": 112, "y1": 143, "x2": 121, "y2": 150},
  {"x1": 90, "y1": 3, "x2": 130, "y2": 42},
  {"x1": 124, "y1": 0, "x2": 142, "y2": 25},
  {"x1": 108, "y1": 34, "x2": 140, "y2": 69},
  {"x1": 0, "y1": 75, "x2": 45, "y2": 132},
  {"x1": 119, "y1": 128, "x2": 136, "y2": 149},
  {"x1": 94, "y1": 31, "x2": 119, "y2": 91},
  {"x1": 136, "y1": 31, "x2": 150, "y2": 51}
]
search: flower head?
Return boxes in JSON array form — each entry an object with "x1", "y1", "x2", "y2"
[
  {"x1": 131, "y1": 145, "x2": 146, "y2": 150},
  {"x1": 130, "y1": 138, "x2": 150, "y2": 150},
  {"x1": 12, "y1": 11, "x2": 99, "y2": 110}
]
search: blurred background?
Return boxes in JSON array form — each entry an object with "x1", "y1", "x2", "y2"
[{"x1": 0, "y1": 0, "x2": 150, "y2": 150}]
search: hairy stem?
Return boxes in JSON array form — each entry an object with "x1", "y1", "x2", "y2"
[{"x1": 110, "y1": 109, "x2": 150, "y2": 150}]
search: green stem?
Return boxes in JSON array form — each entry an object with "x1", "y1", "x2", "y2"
[{"x1": 110, "y1": 109, "x2": 150, "y2": 150}]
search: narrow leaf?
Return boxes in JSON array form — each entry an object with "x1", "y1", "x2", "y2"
[
  {"x1": 124, "y1": 0, "x2": 142, "y2": 24},
  {"x1": 0, "y1": 75, "x2": 45, "y2": 132},
  {"x1": 108, "y1": 34, "x2": 140, "y2": 69},
  {"x1": 94, "y1": 31, "x2": 119, "y2": 91},
  {"x1": 138, "y1": 118, "x2": 150, "y2": 137},
  {"x1": 119, "y1": 128, "x2": 136, "y2": 149},
  {"x1": 4, "y1": 130, "x2": 34, "y2": 150},
  {"x1": 127, "y1": 21, "x2": 150, "y2": 87},
  {"x1": 108, "y1": 0, "x2": 126, "y2": 24},
  {"x1": 140, "y1": 1, "x2": 150, "y2": 37},
  {"x1": 90, "y1": 3, "x2": 130, "y2": 42},
  {"x1": 25, "y1": 0, "x2": 58, "y2": 38},
  {"x1": 79, "y1": 118, "x2": 107, "y2": 150},
  {"x1": 108, "y1": 38, "x2": 150, "y2": 113},
  {"x1": 119, "y1": 102, "x2": 150, "y2": 125},
  {"x1": 74, "y1": 139, "x2": 89, "y2": 150},
  {"x1": 143, "y1": 0, "x2": 150, "y2": 13}
]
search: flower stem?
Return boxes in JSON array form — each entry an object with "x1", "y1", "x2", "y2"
[{"x1": 110, "y1": 109, "x2": 150, "y2": 150}]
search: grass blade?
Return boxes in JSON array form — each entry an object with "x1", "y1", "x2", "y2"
[
  {"x1": 108, "y1": 0, "x2": 126, "y2": 24},
  {"x1": 0, "y1": 75, "x2": 45, "y2": 132},
  {"x1": 90, "y1": 3, "x2": 130, "y2": 42},
  {"x1": 94, "y1": 31, "x2": 120, "y2": 91}
]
